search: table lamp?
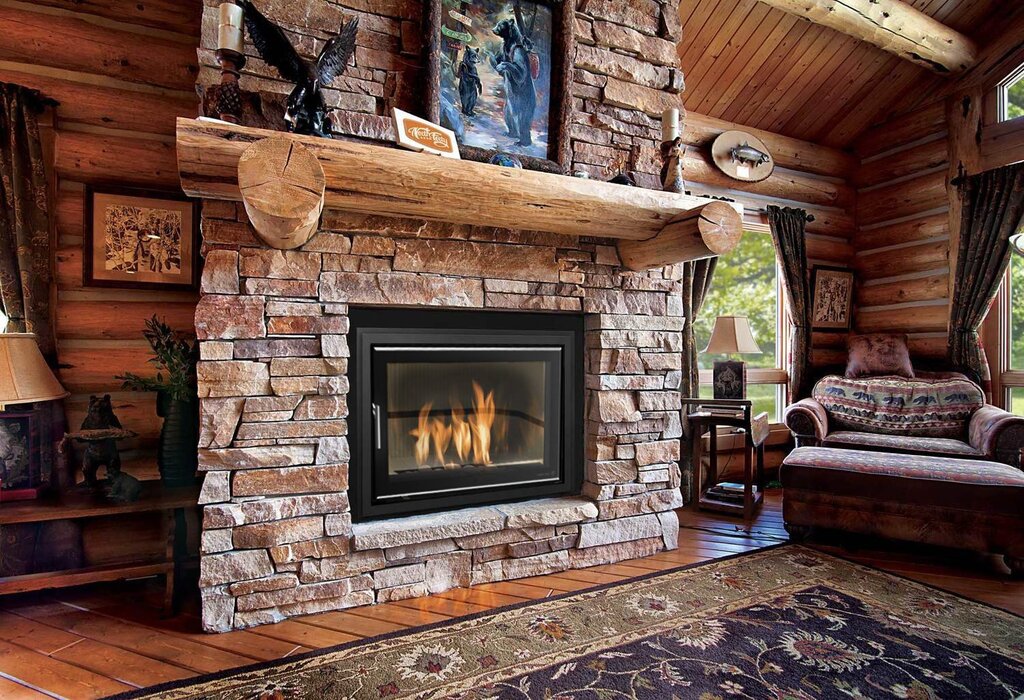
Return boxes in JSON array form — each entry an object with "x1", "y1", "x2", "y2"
[
  {"x1": 703, "y1": 316, "x2": 761, "y2": 400},
  {"x1": 0, "y1": 333, "x2": 69, "y2": 500}
]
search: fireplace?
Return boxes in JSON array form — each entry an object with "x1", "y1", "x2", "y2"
[{"x1": 349, "y1": 308, "x2": 584, "y2": 520}]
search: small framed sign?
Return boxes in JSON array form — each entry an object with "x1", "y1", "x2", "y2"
[
  {"x1": 84, "y1": 186, "x2": 199, "y2": 291},
  {"x1": 391, "y1": 108, "x2": 461, "y2": 159},
  {"x1": 811, "y1": 265, "x2": 855, "y2": 332}
]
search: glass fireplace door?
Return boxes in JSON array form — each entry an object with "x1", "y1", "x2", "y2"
[
  {"x1": 349, "y1": 308, "x2": 583, "y2": 521},
  {"x1": 372, "y1": 348, "x2": 562, "y2": 502}
]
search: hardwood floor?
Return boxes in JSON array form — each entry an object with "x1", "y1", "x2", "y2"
[{"x1": 0, "y1": 490, "x2": 1020, "y2": 699}]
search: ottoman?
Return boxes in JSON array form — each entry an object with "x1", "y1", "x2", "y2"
[{"x1": 780, "y1": 446, "x2": 1024, "y2": 576}]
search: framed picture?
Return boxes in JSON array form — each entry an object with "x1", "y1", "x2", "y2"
[
  {"x1": 424, "y1": 0, "x2": 574, "y2": 173},
  {"x1": 811, "y1": 265, "x2": 855, "y2": 332},
  {"x1": 84, "y1": 186, "x2": 199, "y2": 291},
  {"x1": 0, "y1": 411, "x2": 41, "y2": 501}
]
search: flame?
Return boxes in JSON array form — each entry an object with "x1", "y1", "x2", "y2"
[
  {"x1": 430, "y1": 416, "x2": 453, "y2": 468},
  {"x1": 450, "y1": 402, "x2": 472, "y2": 463},
  {"x1": 409, "y1": 403, "x2": 432, "y2": 467},
  {"x1": 470, "y1": 380, "x2": 496, "y2": 466},
  {"x1": 408, "y1": 382, "x2": 500, "y2": 468}
]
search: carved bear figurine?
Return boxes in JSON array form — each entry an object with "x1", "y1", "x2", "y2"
[
  {"x1": 80, "y1": 394, "x2": 123, "y2": 488},
  {"x1": 458, "y1": 47, "x2": 483, "y2": 116}
]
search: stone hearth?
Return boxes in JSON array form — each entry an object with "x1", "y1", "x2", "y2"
[{"x1": 195, "y1": 210, "x2": 686, "y2": 631}]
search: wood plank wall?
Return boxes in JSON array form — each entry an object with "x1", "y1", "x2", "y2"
[
  {"x1": 851, "y1": 102, "x2": 951, "y2": 366},
  {"x1": 0, "y1": 0, "x2": 202, "y2": 479}
]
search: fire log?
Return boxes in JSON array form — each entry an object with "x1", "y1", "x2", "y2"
[
  {"x1": 237, "y1": 137, "x2": 326, "y2": 250},
  {"x1": 616, "y1": 201, "x2": 743, "y2": 271}
]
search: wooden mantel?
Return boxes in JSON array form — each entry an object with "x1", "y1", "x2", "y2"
[{"x1": 176, "y1": 118, "x2": 743, "y2": 268}]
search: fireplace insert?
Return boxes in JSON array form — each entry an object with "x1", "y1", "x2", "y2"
[{"x1": 348, "y1": 308, "x2": 583, "y2": 520}]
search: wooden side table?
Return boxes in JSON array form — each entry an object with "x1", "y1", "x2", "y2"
[{"x1": 683, "y1": 398, "x2": 768, "y2": 521}]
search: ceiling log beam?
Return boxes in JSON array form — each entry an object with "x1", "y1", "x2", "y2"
[{"x1": 756, "y1": 0, "x2": 977, "y2": 75}]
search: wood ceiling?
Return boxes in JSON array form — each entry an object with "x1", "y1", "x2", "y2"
[{"x1": 678, "y1": 0, "x2": 1003, "y2": 148}]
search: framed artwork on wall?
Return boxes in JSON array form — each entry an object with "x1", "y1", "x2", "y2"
[
  {"x1": 424, "y1": 0, "x2": 574, "y2": 173},
  {"x1": 84, "y1": 186, "x2": 200, "y2": 291},
  {"x1": 810, "y1": 265, "x2": 855, "y2": 332}
]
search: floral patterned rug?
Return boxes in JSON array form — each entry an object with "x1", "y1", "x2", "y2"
[{"x1": 114, "y1": 545, "x2": 1024, "y2": 700}]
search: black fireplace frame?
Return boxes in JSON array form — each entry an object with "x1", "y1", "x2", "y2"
[{"x1": 348, "y1": 308, "x2": 584, "y2": 521}]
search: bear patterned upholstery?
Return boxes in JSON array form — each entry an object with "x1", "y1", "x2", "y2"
[
  {"x1": 811, "y1": 374, "x2": 984, "y2": 438},
  {"x1": 784, "y1": 371, "x2": 1023, "y2": 468},
  {"x1": 781, "y1": 446, "x2": 1024, "y2": 574}
]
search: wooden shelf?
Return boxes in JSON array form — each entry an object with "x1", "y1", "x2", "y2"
[
  {"x1": 0, "y1": 482, "x2": 199, "y2": 525},
  {"x1": 176, "y1": 118, "x2": 742, "y2": 244},
  {"x1": 0, "y1": 561, "x2": 172, "y2": 596}
]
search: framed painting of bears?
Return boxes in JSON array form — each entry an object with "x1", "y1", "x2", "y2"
[{"x1": 424, "y1": 0, "x2": 574, "y2": 173}]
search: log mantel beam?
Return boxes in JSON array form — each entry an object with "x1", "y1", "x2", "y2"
[
  {"x1": 756, "y1": 0, "x2": 977, "y2": 75},
  {"x1": 176, "y1": 118, "x2": 744, "y2": 268}
]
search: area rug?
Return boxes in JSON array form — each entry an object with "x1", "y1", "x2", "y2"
[{"x1": 114, "y1": 545, "x2": 1024, "y2": 699}]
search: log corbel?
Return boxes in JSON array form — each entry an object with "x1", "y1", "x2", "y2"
[
  {"x1": 756, "y1": 0, "x2": 977, "y2": 75},
  {"x1": 237, "y1": 137, "x2": 326, "y2": 250},
  {"x1": 617, "y1": 201, "x2": 743, "y2": 271}
]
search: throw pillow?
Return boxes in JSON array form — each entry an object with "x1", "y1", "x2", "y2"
[{"x1": 845, "y1": 333, "x2": 914, "y2": 378}]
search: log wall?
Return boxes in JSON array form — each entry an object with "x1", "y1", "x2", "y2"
[
  {"x1": 1, "y1": 0, "x2": 202, "y2": 479},
  {"x1": 851, "y1": 102, "x2": 951, "y2": 366}
]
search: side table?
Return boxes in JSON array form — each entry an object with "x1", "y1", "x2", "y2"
[{"x1": 683, "y1": 398, "x2": 769, "y2": 521}]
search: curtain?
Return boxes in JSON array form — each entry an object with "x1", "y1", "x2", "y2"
[
  {"x1": 679, "y1": 257, "x2": 717, "y2": 502},
  {"x1": 767, "y1": 205, "x2": 812, "y2": 400},
  {"x1": 0, "y1": 82, "x2": 55, "y2": 359},
  {"x1": 948, "y1": 163, "x2": 1024, "y2": 389}
]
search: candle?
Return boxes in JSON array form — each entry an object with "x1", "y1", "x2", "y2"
[
  {"x1": 661, "y1": 107, "x2": 679, "y2": 142},
  {"x1": 218, "y1": 2, "x2": 244, "y2": 53}
]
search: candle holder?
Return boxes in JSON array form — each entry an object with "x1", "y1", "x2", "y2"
[
  {"x1": 660, "y1": 137, "x2": 685, "y2": 193},
  {"x1": 214, "y1": 47, "x2": 246, "y2": 123}
]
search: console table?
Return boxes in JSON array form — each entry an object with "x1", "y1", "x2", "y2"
[
  {"x1": 0, "y1": 481, "x2": 197, "y2": 611},
  {"x1": 684, "y1": 398, "x2": 769, "y2": 521}
]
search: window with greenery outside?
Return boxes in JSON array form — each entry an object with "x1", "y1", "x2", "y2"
[
  {"x1": 694, "y1": 231, "x2": 783, "y2": 420},
  {"x1": 1011, "y1": 252, "x2": 1024, "y2": 415},
  {"x1": 1004, "y1": 70, "x2": 1024, "y2": 121}
]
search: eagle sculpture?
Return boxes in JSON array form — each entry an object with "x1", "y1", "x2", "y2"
[{"x1": 238, "y1": 0, "x2": 359, "y2": 138}]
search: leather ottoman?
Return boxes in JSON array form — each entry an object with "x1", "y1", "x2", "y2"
[{"x1": 780, "y1": 446, "x2": 1024, "y2": 576}]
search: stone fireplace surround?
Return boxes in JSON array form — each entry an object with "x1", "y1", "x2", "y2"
[{"x1": 194, "y1": 206, "x2": 686, "y2": 631}]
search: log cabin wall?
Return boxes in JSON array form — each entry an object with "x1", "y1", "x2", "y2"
[
  {"x1": 851, "y1": 102, "x2": 951, "y2": 367},
  {"x1": 0, "y1": 0, "x2": 202, "y2": 478},
  {"x1": 678, "y1": 112, "x2": 857, "y2": 375}
]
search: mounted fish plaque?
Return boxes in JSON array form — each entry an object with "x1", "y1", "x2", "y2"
[
  {"x1": 711, "y1": 129, "x2": 774, "y2": 183},
  {"x1": 392, "y1": 108, "x2": 461, "y2": 159}
]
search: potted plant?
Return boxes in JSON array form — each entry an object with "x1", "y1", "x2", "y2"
[{"x1": 117, "y1": 316, "x2": 199, "y2": 487}]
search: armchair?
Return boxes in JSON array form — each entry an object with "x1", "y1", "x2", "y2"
[{"x1": 784, "y1": 373, "x2": 1024, "y2": 469}]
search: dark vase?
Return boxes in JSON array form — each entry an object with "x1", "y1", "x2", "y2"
[{"x1": 156, "y1": 391, "x2": 199, "y2": 487}]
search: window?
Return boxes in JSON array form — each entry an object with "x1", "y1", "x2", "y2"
[
  {"x1": 985, "y1": 231, "x2": 1024, "y2": 416},
  {"x1": 998, "y1": 62, "x2": 1024, "y2": 122},
  {"x1": 694, "y1": 229, "x2": 788, "y2": 421}
]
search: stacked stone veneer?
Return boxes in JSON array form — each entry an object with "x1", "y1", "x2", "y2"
[
  {"x1": 193, "y1": 0, "x2": 690, "y2": 632},
  {"x1": 195, "y1": 205, "x2": 687, "y2": 631}
]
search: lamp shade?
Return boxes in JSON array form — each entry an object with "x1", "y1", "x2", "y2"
[
  {"x1": 703, "y1": 316, "x2": 762, "y2": 355},
  {"x1": 0, "y1": 333, "x2": 69, "y2": 406},
  {"x1": 1011, "y1": 232, "x2": 1024, "y2": 257}
]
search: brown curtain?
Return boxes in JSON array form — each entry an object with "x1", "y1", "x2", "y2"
[
  {"x1": 767, "y1": 205, "x2": 812, "y2": 400},
  {"x1": 679, "y1": 257, "x2": 717, "y2": 502},
  {"x1": 0, "y1": 82, "x2": 55, "y2": 358},
  {"x1": 948, "y1": 163, "x2": 1024, "y2": 389}
]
